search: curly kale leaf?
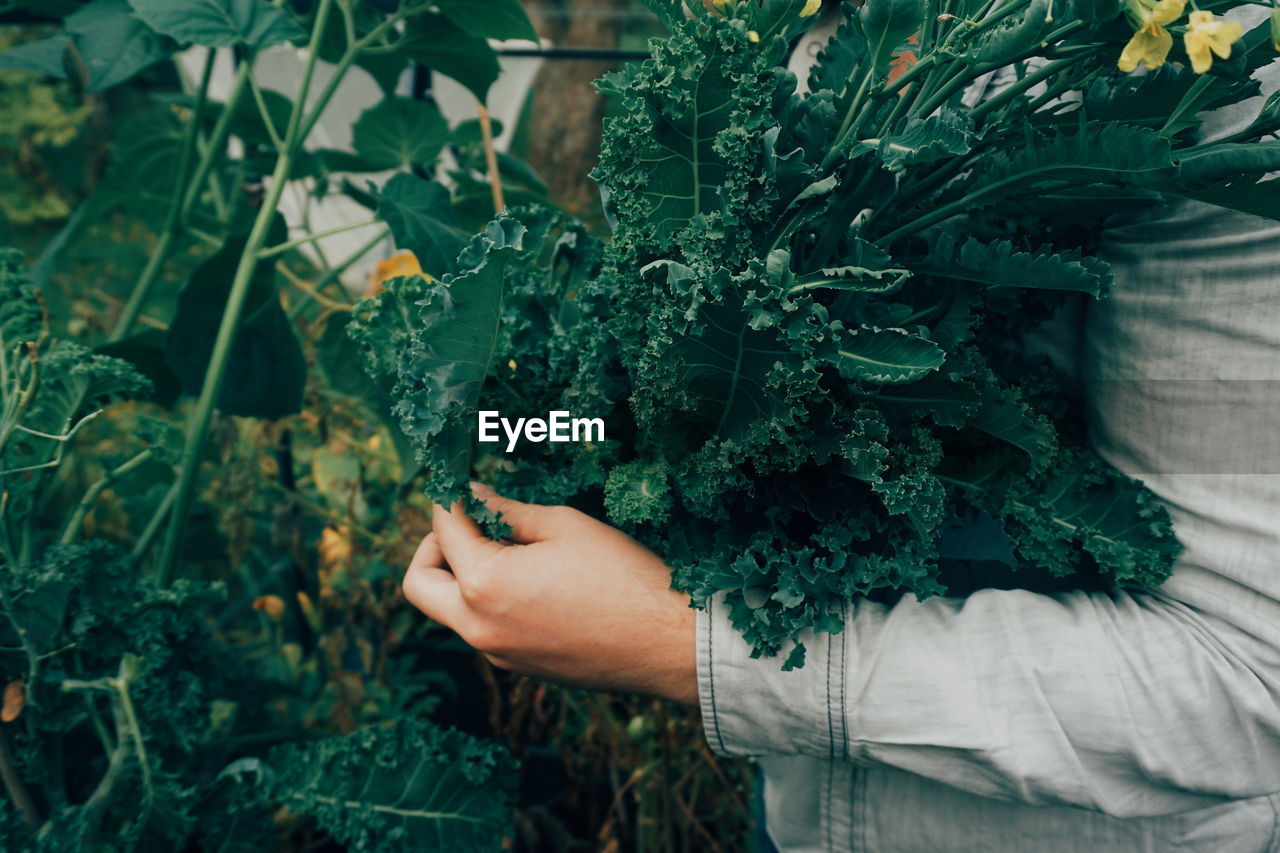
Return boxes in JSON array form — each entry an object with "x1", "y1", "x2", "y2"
[
  {"x1": 0, "y1": 248, "x2": 41, "y2": 346},
  {"x1": 949, "y1": 449, "x2": 1179, "y2": 587},
  {"x1": 269, "y1": 719, "x2": 517, "y2": 853},
  {"x1": 352, "y1": 217, "x2": 526, "y2": 510}
]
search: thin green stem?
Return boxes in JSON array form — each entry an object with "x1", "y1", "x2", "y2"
[
  {"x1": 181, "y1": 61, "x2": 252, "y2": 219},
  {"x1": 287, "y1": 227, "x2": 387, "y2": 320},
  {"x1": 156, "y1": 0, "x2": 336, "y2": 587},
  {"x1": 248, "y1": 71, "x2": 285, "y2": 150},
  {"x1": 294, "y1": 2, "x2": 434, "y2": 146},
  {"x1": 258, "y1": 218, "x2": 381, "y2": 260},
  {"x1": 59, "y1": 449, "x2": 154, "y2": 546},
  {"x1": 131, "y1": 481, "x2": 176, "y2": 563},
  {"x1": 970, "y1": 54, "x2": 1086, "y2": 121}
]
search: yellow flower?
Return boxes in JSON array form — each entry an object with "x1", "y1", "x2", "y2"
[
  {"x1": 800, "y1": 0, "x2": 823, "y2": 16},
  {"x1": 1118, "y1": 0, "x2": 1186, "y2": 72},
  {"x1": 1184, "y1": 10, "x2": 1244, "y2": 73},
  {"x1": 713, "y1": 0, "x2": 733, "y2": 11},
  {"x1": 747, "y1": 29, "x2": 760, "y2": 42}
]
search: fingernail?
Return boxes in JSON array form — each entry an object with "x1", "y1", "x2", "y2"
[{"x1": 470, "y1": 481, "x2": 496, "y2": 499}]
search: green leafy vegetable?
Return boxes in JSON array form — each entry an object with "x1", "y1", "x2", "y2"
[
  {"x1": 269, "y1": 719, "x2": 518, "y2": 853},
  {"x1": 347, "y1": 3, "x2": 1266, "y2": 664}
]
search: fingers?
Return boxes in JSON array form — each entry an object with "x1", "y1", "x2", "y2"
[
  {"x1": 402, "y1": 534, "x2": 471, "y2": 630},
  {"x1": 469, "y1": 482, "x2": 566, "y2": 544},
  {"x1": 431, "y1": 501, "x2": 502, "y2": 568}
]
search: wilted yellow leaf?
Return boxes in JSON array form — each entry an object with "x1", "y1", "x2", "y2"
[
  {"x1": 252, "y1": 595, "x2": 286, "y2": 622},
  {"x1": 3, "y1": 681, "x2": 25, "y2": 722},
  {"x1": 370, "y1": 250, "x2": 425, "y2": 292}
]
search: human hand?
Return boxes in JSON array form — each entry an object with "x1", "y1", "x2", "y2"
[{"x1": 402, "y1": 483, "x2": 698, "y2": 704}]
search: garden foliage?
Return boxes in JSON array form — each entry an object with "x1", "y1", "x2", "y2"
[
  {"x1": 355, "y1": 0, "x2": 1280, "y2": 666},
  {"x1": 1, "y1": 0, "x2": 540, "y2": 849}
]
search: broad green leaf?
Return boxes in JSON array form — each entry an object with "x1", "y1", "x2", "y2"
[
  {"x1": 1175, "y1": 140, "x2": 1280, "y2": 185},
  {"x1": 968, "y1": 383, "x2": 1057, "y2": 463},
  {"x1": 352, "y1": 96, "x2": 449, "y2": 170},
  {"x1": 1080, "y1": 64, "x2": 1256, "y2": 137},
  {"x1": 383, "y1": 218, "x2": 527, "y2": 502},
  {"x1": 787, "y1": 264, "x2": 910, "y2": 295},
  {"x1": 862, "y1": 109, "x2": 973, "y2": 171},
  {"x1": 639, "y1": 262, "x2": 814, "y2": 444},
  {"x1": 866, "y1": 371, "x2": 980, "y2": 427},
  {"x1": 596, "y1": 25, "x2": 741, "y2": 242},
  {"x1": 66, "y1": 0, "x2": 169, "y2": 93},
  {"x1": 374, "y1": 173, "x2": 470, "y2": 277},
  {"x1": 128, "y1": 0, "x2": 305, "y2": 49},
  {"x1": 860, "y1": 0, "x2": 925, "y2": 66},
  {"x1": 909, "y1": 233, "x2": 1112, "y2": 297},
  {"x1": 950, "y1": 450, "x2": 1180, "y2": 586},
  {"x1": 829, "y1": 325, "x2": 945, "y2": 384},
  {"x1": 898, "y1": 123, "x2": 1174, "y2": 233},
  {"x1": 1173, "y1": 177, "x2": 1280, "y2": 220},
  {"x1": 0, "y1": 36, "x2": 69, "y2": 78},
  {"x1": 164, "y1": 218, "x2": 307, "y2": 419},
  {"x1": 399, "y1": 13, "x2": 501, "y2": 103},
  {"x1": 435, "y1": 0, "x2": 538, "y2": 41},
  {"x1": 269, "y1": 719, "x2": 517, "y2": 853},
  {"x1": 94, "y1": 111, "x2": 186, "y2": 226},
  {"x1": 961, "y1": 0, "x2": 1049, "y2": 66}
]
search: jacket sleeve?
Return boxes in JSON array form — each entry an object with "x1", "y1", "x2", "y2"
[{"x1": 697, "y1": 586, "x2": 1280, "y2": 818}]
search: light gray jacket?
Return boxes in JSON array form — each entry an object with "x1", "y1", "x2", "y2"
[{"x1": 697, "y1": 11, "x2": 1280, "y2": 852}]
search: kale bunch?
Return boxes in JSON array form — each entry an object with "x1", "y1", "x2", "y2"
[{"x1": 356, "y1": 0, "x2": 1280, "y2": 664}]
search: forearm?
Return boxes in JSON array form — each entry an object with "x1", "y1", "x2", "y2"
[{"x1": 699, "y1": 587, "x2": 1280, "y2": 817}]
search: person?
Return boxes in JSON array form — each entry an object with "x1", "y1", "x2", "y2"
[{"x1": 401, "y1": 6, "x2": 1280, "y2": 851}]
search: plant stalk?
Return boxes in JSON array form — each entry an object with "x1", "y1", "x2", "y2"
[{"x1": 156, "y1": 0, "x2": 336, "y2": 586}]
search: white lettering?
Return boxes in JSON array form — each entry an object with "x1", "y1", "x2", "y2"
[
  {"x1": 478, "y1": 410, "x2": 500, "y2": 442},
  {"x1": 549, "y1": 410, "x2": 570, "y2": 441},
  {"x1": 480, "y1": 411, "x2": 606, "y2": 451},
  {"x1": 502, "y1": 417, "x2": 525, "y2": 453},
  {"x1": 572, "y1": 417, "x2": 605, "y2": 442}
]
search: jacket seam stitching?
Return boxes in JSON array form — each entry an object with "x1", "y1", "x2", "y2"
[
  {"x1": 826, "y1": 631, "x2": 836, "y2": 853},
  {"x1": 706, "y1": 596, "x2": 728, "y2": 754},
  {"x1": 841, "y1": 610, "x2": 849, "y2": 762},
  {"x1": 1269, "y1": 792, "x2": 1280, "y2": 851}
]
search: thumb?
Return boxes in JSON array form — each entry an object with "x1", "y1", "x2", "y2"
[{"x1": 470, "y1": 482, "x2": 566, "y2": 544}]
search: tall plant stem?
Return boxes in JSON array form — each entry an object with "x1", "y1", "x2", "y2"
[
  {"x1": 156, "y1": 0, "x2": 336, "y2": 587},
  {"x1": 109, "y1": 51, "x2": 216, "y2": 344}
]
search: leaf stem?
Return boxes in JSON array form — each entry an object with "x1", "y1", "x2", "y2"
[
  {"x1": 248, "y1": 70, "x2": 285, "y2": 150},
  {"x1": 59, "y1": 449, "x2": 154, "y2": 546},
  {"x1": 258, "y1": 217, "x2": 382, "y2": 259}
]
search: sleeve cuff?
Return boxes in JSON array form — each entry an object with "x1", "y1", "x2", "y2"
[{"x1": 696, "y1": 592, "x2": 851, "y2": 760}]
